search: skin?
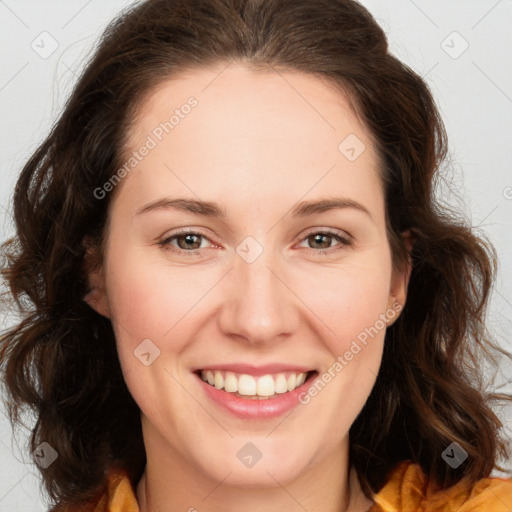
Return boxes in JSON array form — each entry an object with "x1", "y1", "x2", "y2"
[{"x1": 85, "y1": 62, "x2": 411, "y2": 512}]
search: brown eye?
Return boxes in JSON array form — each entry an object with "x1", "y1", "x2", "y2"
[
  {"x1": 308, "y1": 233, "x2": 334, "y2": 250},
  {"x1": 157, "y1": 230, "x2": 212, "y2": 256},
  {"x1": 298, "y1": 229, "x2": 352, "y2": 254},
  {"x1": 175, "y1": 233, "x2": 203, "y2": 250}
]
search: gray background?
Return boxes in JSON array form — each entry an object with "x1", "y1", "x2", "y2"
[{"x1": 1, "y1": 0, "x2": 511, "y2": 509}]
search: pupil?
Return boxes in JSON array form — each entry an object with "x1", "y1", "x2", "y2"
[
  {"x1": 180, "y1": 234, "x2": 200, "y2": 249},
  {"x1": 176, "y1": 234, "x2": 332, "y2": 251},
  {"x1": 312, "y1": 234, "x2": 330, "y2": 249}
]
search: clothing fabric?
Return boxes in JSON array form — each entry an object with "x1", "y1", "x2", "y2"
[
  {"x1": 74, "y1": 460, "x2": 512, "y2": 511},
  {"x1": 367, "y1": 461, "x2": 512, "y2": 511}
]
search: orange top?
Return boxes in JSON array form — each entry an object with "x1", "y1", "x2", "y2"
[{"x1": 72, "y1": 460, "x2": 512, "y2": 512}]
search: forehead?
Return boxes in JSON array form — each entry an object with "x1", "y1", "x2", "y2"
[
  {"x1": 117, "y1": 63, "x2": 384, "y2": 223},
  {"x1": 128, "y1": 62, "x2": 375, "y2": 157}
]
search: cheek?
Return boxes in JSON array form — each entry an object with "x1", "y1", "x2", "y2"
[
  {"x1": 106, "y1": 251, "x2": 191, "y2": 376},
  {"x1": 298, "y1": 263, "x2": 392, "y2": 423},
  {"x1": 103, "y1": 250, "x2": 206, "y2": 356},
  {"x1": 103, "y1": 253, "x2": 206, "y2": 418},
  {"x1": 105, "y1": 236, "x2": 393, "y2": 367},
  {"x1": 299, "y1": 255, "x2": 393, "y2": 350}
]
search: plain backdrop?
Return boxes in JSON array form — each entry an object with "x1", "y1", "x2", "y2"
[{"x1": 1, "y1": 1, "x2": 511, "y2": 510}]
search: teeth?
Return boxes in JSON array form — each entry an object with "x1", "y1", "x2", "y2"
[
  {"x1": 287, "y1": 373, "x2": 296, "y2": 391},
  {"x1": 256, "y1": 375, "x2": 274, "y2": 397},
  {"x1": 275, "y1": 374, "x2": 288, "y2": 393},
  {"x1": 214, "y1": 372, "x2": 224, "y2": 390},
  {"x1": 224, "y1": 372, "x2": 238, "y2": 392},
  {"x1": 200, "y1": 370, "x2": 310, "y2": 397},
  {"x1": 239, "y1": 374, "x2": 257, "y2": 395}
]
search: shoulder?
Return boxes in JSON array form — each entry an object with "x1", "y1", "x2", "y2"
[
  {"x1": 49, "y1": 466, "x2": 140, "y2": 512},
  {"x1": 90, "y1": 466, "x2": 140, "y2": 512},
  {"x1": 369, "y1": 460, "x2": 512, "y2": 512}
]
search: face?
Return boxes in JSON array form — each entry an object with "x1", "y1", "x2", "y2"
[{"x1": 86, "y1": 63, "x2": 410, "y2": 488}]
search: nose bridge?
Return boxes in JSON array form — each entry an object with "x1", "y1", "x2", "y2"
[{"x1": 218, "y1": 238, "x2": 297, "y2": 344}]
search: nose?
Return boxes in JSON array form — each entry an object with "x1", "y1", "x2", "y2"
[{"x1": 217, "y1": 244, "x2": 299, "y2": 346}]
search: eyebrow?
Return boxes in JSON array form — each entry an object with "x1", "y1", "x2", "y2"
[{"x1": 136, "y1": 197, "x2": 372, "y2": 220}]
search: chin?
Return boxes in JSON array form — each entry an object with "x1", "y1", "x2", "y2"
[
  {"x1": 192, "y1": 436, "x2": 313, "y2": 488},
  {"x1": 206, "y1": 459, "x2": 307, "y2": 489}
]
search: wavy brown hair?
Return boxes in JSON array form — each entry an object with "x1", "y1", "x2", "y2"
[{"x1": 1, "y1": 0, "x2": 511, "y2": 509}]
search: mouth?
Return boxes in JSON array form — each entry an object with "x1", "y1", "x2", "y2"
[{"x1": 194, "y1": 369, "x2": 318, "y2": 400}]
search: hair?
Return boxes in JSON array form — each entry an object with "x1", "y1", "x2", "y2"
[{"x1": 1, "y1": 0, "x2": 511, "y2": 509}]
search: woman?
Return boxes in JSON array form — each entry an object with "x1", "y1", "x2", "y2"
[{"x1": 1, "y1": 0, "x2": 511, "y2": 511}]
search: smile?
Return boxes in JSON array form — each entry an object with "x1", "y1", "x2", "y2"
[
  {"x1": 198, "y1": 369, "x2": 313, "y2": 398},
  {"x1": 194, "y1": 367, "x2": 319, "y2": 419}
]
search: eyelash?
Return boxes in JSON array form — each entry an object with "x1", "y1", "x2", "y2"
[{"x1": 156, "y1": 228, "x2": 352, "y2": 256}]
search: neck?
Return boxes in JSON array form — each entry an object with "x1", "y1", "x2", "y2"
[{"x1": 136, "y1": 422, "x2": 374, "y2": 512}]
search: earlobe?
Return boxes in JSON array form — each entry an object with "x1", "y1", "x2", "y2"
[
  {"x1": 83, "y1": 280, "x2": 111, "y2": 318},
  {"x1": 82, "y1": 240, "x2": 111, "y2": 318},
  {"x1": 388, "y1": 229, "x2": 414, "y2": 323}
]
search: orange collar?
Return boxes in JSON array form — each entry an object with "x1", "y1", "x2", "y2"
[{"x1": 88, "y1": 460, "x2": 512, "y2": 512}]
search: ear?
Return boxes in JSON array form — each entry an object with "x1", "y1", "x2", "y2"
[
  {"x1": 82, "y1": 237, "x2": 111, "y2": 318},
  {"x1": 387, "y1": 229, "x2": 413, "y2": 323}
]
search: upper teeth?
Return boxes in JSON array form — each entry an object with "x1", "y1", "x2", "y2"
[{"x1": 200, "y1": 370, "x2": 308, "y2": 397}]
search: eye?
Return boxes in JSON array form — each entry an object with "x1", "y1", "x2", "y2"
[
  {"x1": 297, "y1": 229, "x2": 352, "y2": 254},
  {"x1": 157, "y1": 228, "x2": 352, "y2": 256},
  {"x1": 157, "y1": 228, "x2": 215, "y2": 256}
]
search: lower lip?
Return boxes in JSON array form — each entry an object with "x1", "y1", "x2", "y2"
[{"x1": 195, "y1": 371, "x2": 318, "y2": 420}]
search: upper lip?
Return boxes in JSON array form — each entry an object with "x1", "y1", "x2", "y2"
[{"x1": 195, "y1": 363, "x2": 316, "y2": 376}]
